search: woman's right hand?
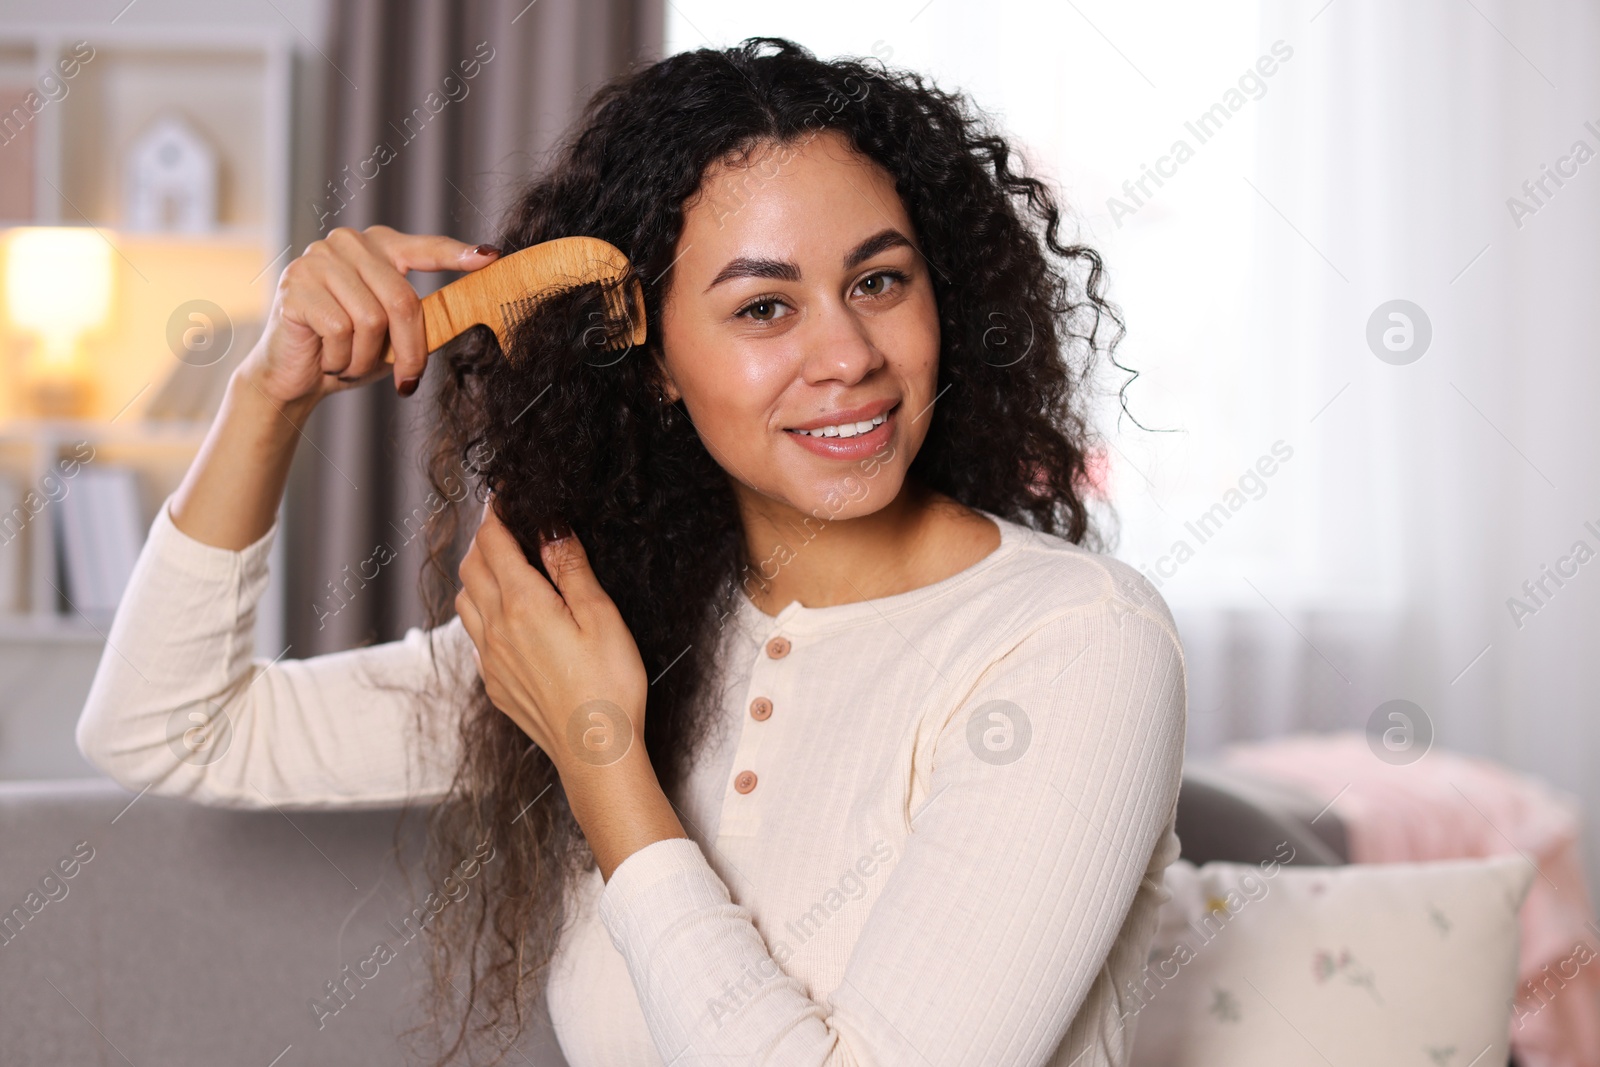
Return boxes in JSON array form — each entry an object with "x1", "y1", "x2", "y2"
[{"x1": 238, "y1": 225, "x2": 502, "y2": 406}]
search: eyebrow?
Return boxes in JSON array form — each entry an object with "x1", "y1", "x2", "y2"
[
  {"x1": 702, "y1": 228, "x2": 915, "y2": 292},
  {"x1": 843, "y1": 228, "x2": 914, "y2": 271}
]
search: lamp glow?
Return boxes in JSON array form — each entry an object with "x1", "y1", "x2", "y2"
[{"x1": 4, "y1": 227, "x2": 114, "y2": 415}]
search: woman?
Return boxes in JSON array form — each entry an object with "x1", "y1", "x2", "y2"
[{"x1": 77, "y1": 37, "x2": 1186, "y2": 1067}]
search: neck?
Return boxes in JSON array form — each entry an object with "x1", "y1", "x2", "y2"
[{"x1": 734, "y1": 479, "x2": 949, "y2": 615}]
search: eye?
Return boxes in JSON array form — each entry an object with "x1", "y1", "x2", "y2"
[
  {"x1": 735, "y1": 295, "x2": 790, "y2": 323},
  {"x1": 854, "y1": 269, "x2": 907, "y2": 298}
]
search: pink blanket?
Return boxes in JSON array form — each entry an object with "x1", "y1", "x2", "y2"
[{"x1": 1219, "y1": 732, "x2": 1600, "y2": 1067}]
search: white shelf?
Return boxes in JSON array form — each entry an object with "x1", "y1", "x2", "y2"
[
  {"x1": 0, "y1": 24, "x2": 293, "y2": 656},
  {"x1": 0, "y1": 25, "x2": 292, "y2": 241},
  {"x1": 0, "y1": 418, "x2": 211, "y2": 446}
]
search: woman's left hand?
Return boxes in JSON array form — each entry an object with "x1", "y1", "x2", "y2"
[{"x1": 456, "y1": 499, "x2": 649, "y2": 775}]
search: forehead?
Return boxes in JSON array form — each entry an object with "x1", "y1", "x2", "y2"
[{"x1": 675, "y1": 129, "x2": 913, "y2": 272}]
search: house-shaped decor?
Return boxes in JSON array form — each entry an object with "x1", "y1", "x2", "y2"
[{"x1": 123, "y1": 114, "x2": 218, "y2": 232}]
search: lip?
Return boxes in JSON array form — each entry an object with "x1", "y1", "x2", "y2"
[
  {"x1": 783, "y1": 400, "x2": 899, "y2": 461},
  {"x1": 783, "y1": 398, "x2": 899, "y2": 432}
]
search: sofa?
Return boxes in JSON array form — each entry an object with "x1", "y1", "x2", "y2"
[
  {"x1": 0, "y1": 777, "x2": 564, "y2": 1065},
  {"x1": 3, "y1": 767, "x2": 1525, "y2": 1066}
]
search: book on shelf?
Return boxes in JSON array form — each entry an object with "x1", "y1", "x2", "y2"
[
  {"x1": 56, "y1": 466, "x2": 144, "y2": 624},
  {"x1": 145, "y1": 318, "x2": 261, "y2": 423},
  {"x1": 0, "y1": 472, "x2": 19, "y2": 614}
]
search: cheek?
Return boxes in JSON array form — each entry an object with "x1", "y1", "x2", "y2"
[
  {"x1": 665, "y1": 324, "x2": 791, "y2": 444},
  {"x1": 882, "y1": 289, "x2": 940, "y2": 377},
  {"x1": 879, "y1": 295, "x2": 941, "y2": 416}
]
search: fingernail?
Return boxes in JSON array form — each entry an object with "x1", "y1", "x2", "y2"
[
  {"x1": 397, "y1": 376, "x2": 420, "y2": 397},
  {"x1": 336, "y1": 374, "x2": 360, "y2": 383},
  {"x1": 471, "y1": 244, "x2": 503, "y2": 258},
  {"x1": 539, "y1": 519, "x2": 573, "y2": 544}
]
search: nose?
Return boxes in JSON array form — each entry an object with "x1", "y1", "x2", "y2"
[{"x1": 798, "y1": 299, "x2": 883, "y2": 386}]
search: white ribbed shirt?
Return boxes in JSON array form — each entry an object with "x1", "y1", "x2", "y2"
[{"x1": 76, "y1": 499, "x2": 1188, "y2": 1067}]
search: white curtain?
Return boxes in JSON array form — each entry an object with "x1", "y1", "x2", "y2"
[{"x1": 1193, "y1": 0, "x2": 1600, "y2": 897}]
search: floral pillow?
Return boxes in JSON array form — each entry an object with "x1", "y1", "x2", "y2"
[{"x1": 1128, "y1": 852, "x2": 1534, "y2": 1066}]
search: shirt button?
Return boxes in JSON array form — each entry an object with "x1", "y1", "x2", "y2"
[
  {"x1": 749, "y1": 697, "x2": 773, "y2": 721},
  {"x1": 765, "y1": 636, "x2": 791, "y2": 659},
  {"x1": 734, "y1": 770, "x2": 758, "y2": 794}
]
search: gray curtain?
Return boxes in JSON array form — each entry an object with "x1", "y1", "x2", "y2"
[{"x1": 285, "y1": 0, "x2": 663, "y2": 655}]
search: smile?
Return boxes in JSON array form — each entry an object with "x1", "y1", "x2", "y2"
[
  {"x1": 783, "y1": 402, "x2": 898, "y2": 459},
  {"x1": 791, "y1": 413, "x2": 887, "y2": 438}
]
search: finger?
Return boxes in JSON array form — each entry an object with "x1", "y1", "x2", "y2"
[
  {"x1": 455, "y1": 586, "x2": 487, "y2": 649},
  {"x1": 473, "y1": 503, "x2": 566, "y2": 610},
  {"x1": 281, "y1": 272, "x2": 356, "y2": 376},
  {"x1": 458, "y1": 537, "x2": 504, "y2": 621},
  {"x1": 362, "y1": 224, "x2": 503, "y2": 276},
  {"x1": 331, "y1": 228, "x2": 431, "y2": 393},
  {"x1": 315, "y1": 245, "x2": 391, "y2": 382},
  {"x1": 538, "y1": 526, "x2": 609, "y2": 624}
]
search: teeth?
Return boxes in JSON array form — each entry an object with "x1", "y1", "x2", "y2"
[{"x1": 794, "y1": 414, "x2": 886, "y2": 438}]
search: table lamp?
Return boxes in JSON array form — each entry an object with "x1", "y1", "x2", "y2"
[{"x1": 4, "y1": 226, "x2": 114, "y2": 418}]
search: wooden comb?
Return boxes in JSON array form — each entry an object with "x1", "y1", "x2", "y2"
[{"x1": 380, "y1": 236, "x2": 646, "y2": 364}]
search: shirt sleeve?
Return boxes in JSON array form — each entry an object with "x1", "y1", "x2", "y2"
[
  {"x1": 74, "y1": 496, "x2": 473, "y2": 810},
  {"x1": 596, "y1": 594, "x2": 1188, "y2": 1066}
]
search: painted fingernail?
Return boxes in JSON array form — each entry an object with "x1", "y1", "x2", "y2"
[
  {"x1": 336, "y1": 374, "x2": 360, "y2": 383},
  {"x1": 540, "y1": 519, "x2": 573, "y2": 544},
  {"x1": 471, "y1": 244, "x2": 503, "y2": 258},
  {"x1": 397, "y1": 376, "x2": 421, "y2": 397}
]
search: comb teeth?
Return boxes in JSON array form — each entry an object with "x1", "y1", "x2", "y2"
[
  {"x1": 499, "y1": 296, "x2": 539, "y2": 335},
  {"x1": 495, "y1": 280, "x2": 644, "y2": 355}
]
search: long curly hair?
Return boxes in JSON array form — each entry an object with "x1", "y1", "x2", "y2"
[{"x1": 403, "y1": 35, "x2": 1129, "y2": 1066}]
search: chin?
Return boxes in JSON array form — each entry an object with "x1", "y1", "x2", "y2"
[{"x1": 787, "y1": 468, "x2": 906, "y2": 524}]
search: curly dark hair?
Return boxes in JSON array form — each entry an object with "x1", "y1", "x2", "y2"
[{"x1": 402, "y1": 35, "x2": 1128, "y2": 1066}]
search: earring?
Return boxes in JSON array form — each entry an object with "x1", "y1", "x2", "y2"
[{"x1": 654, "y1": 386, "x2": 678, "y2": 427}]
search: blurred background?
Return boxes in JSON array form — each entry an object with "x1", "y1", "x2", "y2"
[{"x1": 0, "y1": 0, "x2": 1594, "y2": 927}]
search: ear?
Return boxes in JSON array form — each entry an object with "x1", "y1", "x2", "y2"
[{"x1": 651, "y1": 349, "x2": 681, "y2": 403}]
